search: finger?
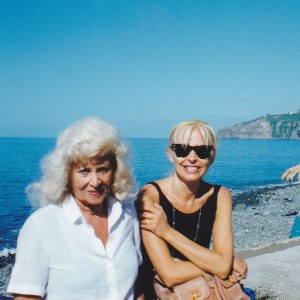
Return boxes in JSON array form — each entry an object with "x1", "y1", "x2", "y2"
[
  {"x1": 140, "y1": 219, "x2": 154, "y2": 232},
  {"x1": 140, "y1": 218, "x2": 151, "y2": 226},
  {"x1": 153, "y1": 202, "x2": 164, "y2": 211},
  {"x1": 154, "y1": 203, "x2": 167, "y2": 217},
  {"x1": 140, "y1": 211, "x2": 148, "y2": 219},
  {"x1": 139, "y1": 211, "x2": 151, "y2": 221},
  {"x1": 140, "y1": 212, "x2": 157, "y2": 222},
  {"x1": 142, "y1": 208, "x2": 157, "y2": 215},
  {"x1": 140, "y1": 225, "x2": 153, "y2": 233},
  {"x1": 142, "y1": 203, "x2": 161, "y2": 213}
]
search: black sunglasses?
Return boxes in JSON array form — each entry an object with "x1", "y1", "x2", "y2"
[{"x1": 170, "y1": 144, "x2": 214, "y2": 159}]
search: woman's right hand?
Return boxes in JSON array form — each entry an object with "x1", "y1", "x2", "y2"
[
  {"x1": 138, "y1": 185, "x2": 207, "y2": 287},
  {"x1": 233, "y1": 257, "x2": 248, "y2": 279},
  {"x1": 140, "y1": 202, "x2": 171, "y2": 239}
]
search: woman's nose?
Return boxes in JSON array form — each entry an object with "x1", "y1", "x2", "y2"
[
  {"x1": 90, "y1": 172, "x2": 100, "y2": 185},
  {"x1": 187, "y1": 150, "x2": 198, "y2": 161}
]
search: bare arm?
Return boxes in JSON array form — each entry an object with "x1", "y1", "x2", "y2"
[
  {"x1": 140, "y1": 186, "x2": 234, "y2": 284},
  {"x1": 282, "y1": 164, "x2": 300, "y2": 182},
  {"x1": 139, "y1": 186, "x2": 204, "y2": 287}
]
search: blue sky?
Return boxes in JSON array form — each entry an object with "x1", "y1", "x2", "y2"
[{"x1": 1, "y1": 0, "x2": 300, "y2": 138}]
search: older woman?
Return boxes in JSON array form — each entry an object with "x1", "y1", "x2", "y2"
[
  {"x1": 7, "y1": 118, "x2": 142, "y2": 300},
  {"x1": 138, "y1": 120, "x2": 247, "y2": 299}
]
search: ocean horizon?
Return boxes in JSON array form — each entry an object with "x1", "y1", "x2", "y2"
[{"x1": 1, "y1": 137, "x2": 300, "y2": 253}]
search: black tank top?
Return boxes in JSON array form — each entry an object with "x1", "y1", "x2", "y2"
[
  {"x1": 148, "y1": 181, "x2": 220, "y2": 259},
  {"x1": 140, "y1": 181, "x2": 221, "y2": 299}
]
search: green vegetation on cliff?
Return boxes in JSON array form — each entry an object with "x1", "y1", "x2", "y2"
[
  {"x1": 266, "y1": 110, "x2": 300, "y2": 139},
  {"x1": 218, "y1": 109, "x2": 300, "y2": 139}
]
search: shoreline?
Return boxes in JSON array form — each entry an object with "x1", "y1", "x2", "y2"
[{"x1": 1, "y1": 183, "x2": 299, "y2": 297}]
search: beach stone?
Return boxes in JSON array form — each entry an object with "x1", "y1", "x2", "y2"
[
  {"x1": 234, "y1": 203, "x2": 247, "y2": 211},
  {"x1": 233, "y1": 184, "x2": 300, "y2": 251},
  {"x1": 0, "y1": 254, "x2": 14, "y2": 297}
]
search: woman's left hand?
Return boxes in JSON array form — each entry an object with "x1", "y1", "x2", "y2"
[
  {"x1": 233, "y1": 257, "x2": 248, "y2": 279},
  {"x1": 140, "y1": 203, "x2": 171, "y2": 238}
]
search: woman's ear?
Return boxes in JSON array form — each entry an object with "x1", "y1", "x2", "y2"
[{"x1": 167, "y1": 147, "x2": 174, "y2": 163}]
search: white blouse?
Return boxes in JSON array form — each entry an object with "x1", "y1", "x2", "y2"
[{"x1": 7, "y1": 195, "x2": 142, "y2": 299}]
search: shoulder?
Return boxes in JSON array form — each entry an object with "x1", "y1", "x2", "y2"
[
  {"x1": 138, "y1": 181, "x2": 163, "y2": 205},
  {"x1": 17, "y1": 205, "x2": 60, "y2": 245},
  {"x1": 22, "y1": 204, "x2": 60, "y2": 229},
  {"x1": 216, "y1": 186, "x2": 232, "y2": 208},
  {"x1": 217, "y1": 186, "x2": 231, "y2": 197},
  {"x1": 30, "y1": 203, "x2": 60, "y2": 218}
]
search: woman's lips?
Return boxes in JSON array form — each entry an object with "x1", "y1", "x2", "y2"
[
  {"x1": 87, "y1": 183, "x2": 108, "y2": 196},
  {"x1": 87, "y1": 190, "x2": 100, "y2": 196}
]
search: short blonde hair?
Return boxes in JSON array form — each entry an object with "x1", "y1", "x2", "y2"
[
  {"x1": 169, "y1": 120, "x2": 217, "y2": 164},
  {"x1": 27, "y1": 117, "x2": 134, "y2": 206}
]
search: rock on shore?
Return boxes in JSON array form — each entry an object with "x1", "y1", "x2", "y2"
[
  {"x1": 0, "y1": 253, "x2": 15, "y2": 297},
  {"x1": 232, "y1": 183, "x2": 300, "y2": 251}
]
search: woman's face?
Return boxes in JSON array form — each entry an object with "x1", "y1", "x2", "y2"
[
  {"x1": 168, "y1": 129, "x2": 211, "y2": 183},
  {"x1": 69, "y1": 156, "x2": 114, "y2": 206}
]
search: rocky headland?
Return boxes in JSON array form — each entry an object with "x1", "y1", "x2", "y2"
[{"x1": 218, "y1": 109, "x2": 300, "y2": 139}]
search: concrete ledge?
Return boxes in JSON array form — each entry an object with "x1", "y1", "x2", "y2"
[
  {"x1": 240, "y1": 238, "x2": 300, "y2": 299},
  {"x1": 236, "y1": 236, "x2": 300, "y2": 259}
]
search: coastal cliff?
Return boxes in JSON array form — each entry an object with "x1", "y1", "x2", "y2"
[{"x1": 218, "y1": 109, "x2": 300, "y2": 139}]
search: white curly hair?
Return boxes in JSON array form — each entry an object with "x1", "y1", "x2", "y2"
[{"x1": 27, "y1": 117, "x2": 135, "y2": 206}]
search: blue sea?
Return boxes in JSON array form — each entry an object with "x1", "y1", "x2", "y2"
[{"x1": 1, "y1": 138, "x2": 300, "y2": 254}]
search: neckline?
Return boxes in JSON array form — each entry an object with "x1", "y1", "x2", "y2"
[
  {"x1": 164, "y1": 189, "x2": 212, "y2": 215},
  {"x1": 171, "y1": 205, "x2": 203, "y2": 215},
  {"x1": 148, "y1": 181, "x2": 214, "y2": 214}
]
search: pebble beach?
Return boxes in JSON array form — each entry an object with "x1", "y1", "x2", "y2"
[
  {"x1": 1, "y1": 183, "x2": 299, "y2": 298},
  {"x1": 232, "y1": 183, "x2": 300, "y2": 251}
]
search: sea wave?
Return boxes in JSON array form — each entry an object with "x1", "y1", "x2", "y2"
[{"x1": 0, "y1": 249, "x2": 15, "y2": 258}]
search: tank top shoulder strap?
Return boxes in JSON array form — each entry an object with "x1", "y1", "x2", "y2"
[
  {"x1": 147, "y1": 182, "x2": 221, "y2": 207},
  {"x1": 209, "y1": 184, "x2": 221, "y2": 208},
  {"x1": 213, "y1": 184, "x2": 221, "y2": 196},
  {"x1": 146, "y1": 181, "x2": 167, "y2": 205},
  {"x1": 147, "y1": 181, "x2": 164, "y2": 195}
]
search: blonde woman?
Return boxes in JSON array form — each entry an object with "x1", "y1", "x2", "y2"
[{"x1": 138, "y1": 120, "x2": 247, "y2": 299}]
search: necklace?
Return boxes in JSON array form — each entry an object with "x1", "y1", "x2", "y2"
[
  {"x1": 172, "y1": 206, "x2": 202, "y2": 243},
  {"x1": 170, "y1": 180, "x2": 202, "y2": 243}
]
